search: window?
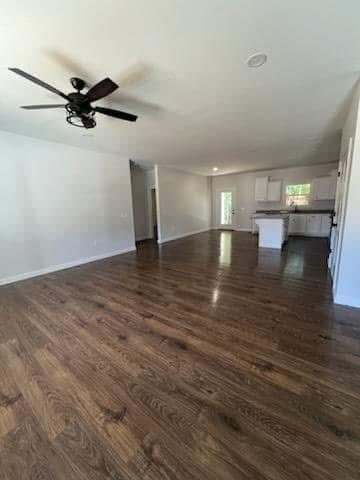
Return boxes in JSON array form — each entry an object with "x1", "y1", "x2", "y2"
[{"x1": 286, "y1": 183, "x2": 311, "y2": 206}]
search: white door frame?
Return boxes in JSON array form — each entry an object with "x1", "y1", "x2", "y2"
[
  {"x1": 147, "y1": 184, "x2": 156, "y2": 239},
  {"x1": 215, "y1": 188, "x2": 236, "y2": 229},
  {"x1": 332, "y1": 136, "x2": 353, "y2": 296}
]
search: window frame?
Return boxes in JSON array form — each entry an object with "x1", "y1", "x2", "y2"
[{"x1": 285, "y1": 183, "x2": 311, "y2": 206}]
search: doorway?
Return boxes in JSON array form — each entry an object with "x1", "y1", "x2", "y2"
[
  {"x1": 215, "y1": 188, "x2": 236, "y2": 229},
  {"x1": 150, "y1": 187, "x2": 158, "y2": 241},
  {"x1": 130, "y1": 164, "x2": 158, "y2": 245}
]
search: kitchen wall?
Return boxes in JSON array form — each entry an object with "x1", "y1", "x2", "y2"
[
  {"x1": 155, "y1": 165, "x2": 211, "y2": 243},
  {"x1": 0, "y1": 130, "x2": 136, "y2": 285},
  {"x1": 333, "y1": 83, "x2": 360, "y2": 308},
  {"x1": 211, "y1": 162, "x2": 337, "y2": 231}
]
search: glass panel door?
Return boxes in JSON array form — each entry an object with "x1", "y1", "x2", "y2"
[
  {"x1": 221, "y1": 191, "x2": 233, "y2": 225},
  {"x1": 216, "y1": 189, "x2": 235, "y2": 228}
]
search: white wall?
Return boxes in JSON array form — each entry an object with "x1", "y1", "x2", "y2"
[
  {"x1": 0, "y1": 130, "x2": 135, "y2": 285},
  {"x1": 155, "y1": 166, "x2": 211, "y2": 243},
  {"x1": 334, "y1": 85, "x2": 360, "y2": 308},
  {"x1": 211, "y1": 163, "x2": 337, "y2": 231}
]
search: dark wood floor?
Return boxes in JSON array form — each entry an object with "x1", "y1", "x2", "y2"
[{"x1": 1, "y1": 231, "x2": 360, "y2": 479}]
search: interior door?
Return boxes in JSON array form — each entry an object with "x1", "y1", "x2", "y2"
[
  {"x1": 331, "y1": 137, "x2": 353, "y2": 288},
  {"x1": 216, "y1": 189, "x2": 236, "y2": 229}
]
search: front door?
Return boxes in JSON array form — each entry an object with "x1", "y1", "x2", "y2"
[{"x1": 216, "y1": 189, "x2": 236, "y2": 229}]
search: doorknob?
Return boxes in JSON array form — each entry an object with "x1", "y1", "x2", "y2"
[{"x1": 232, "y1": 209, "x2": 235, "y2": 215}]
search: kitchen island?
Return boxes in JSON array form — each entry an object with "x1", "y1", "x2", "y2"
[{"x1": 254, "y1": 214, "x2": 289, "y2": 249}]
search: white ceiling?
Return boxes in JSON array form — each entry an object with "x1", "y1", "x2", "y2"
[{"x1": 1, "y1": 0, "x2": 360, "y2": 175}]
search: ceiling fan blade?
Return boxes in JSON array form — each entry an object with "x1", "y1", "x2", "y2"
[
  {"x1": 46, "y1": 49, "x2": 94, "y2": 84},
  {"x1": 87, "y1": 78, "x2": 118, "y2": 102},
  {"x1": 117, "y1": 62, "x2": 153, "y2": 88},
  {"x1": 108, "y1": 93, "x2": 163, "y2": 115},
  {"x1": 21, "y1": 104, "x2": 65, "y2": 110},
  {"x1": 8, "y1": 68, "x2": 69, "y2": 100},
  {"x1": 95, "y1": 106, "x2": 137, "y2": 122}
]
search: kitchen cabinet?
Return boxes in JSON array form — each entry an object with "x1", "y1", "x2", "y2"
[
  {"x1": 312, "y1": 172, "x2": 337, "y2": 200},
  {"x1": 267, "y1": 180, "x2": 282, "y2": 201},
  {"x1": 288, "y1": 214, "x2": 307, "y2": 234},
  {"x1": 288, "y1": 213, "x2": 331, "y2": 237},
  {"x1": 255, "y1": 216, "x2": 289, "y2": 249},
  {"x1": 255, "y1": 177, "x2": 268, "y2": 201},
  {"x1": 320, "y1": 214, "x2": 332, "y2": 236},
  {"x1": 328, "y1": 171, "x2": 338, "y2": 199},
  {"x1": 306, "y1": 214, "x2": 322, "y2": 235},
  {"x1": 255, "y1": 177, "x2": 282, "y2": 202}
]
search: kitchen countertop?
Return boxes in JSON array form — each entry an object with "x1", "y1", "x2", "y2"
[
  {"x1": 254, "y1": 215, "x2": 289, "y2": 219},
  {"x1": 255, "y1": 209, "x2": 334, "y2": 215},
  {"x1": 252, "y1": 213, "x2": 289, "y2": 219}
]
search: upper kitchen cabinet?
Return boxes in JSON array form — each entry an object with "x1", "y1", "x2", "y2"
[
  {"x1": 255, "y1": 177, "x2": 282, "y2": 202},
  {"x1": 255, "y1": 177, "x2": 268, "y2": 201},
  {"x1": 312, "y1": 170, "x2": 337, "y2": 200},
  {"x1": 267, "y1": 180, "x2": 282, "y2": 201}
]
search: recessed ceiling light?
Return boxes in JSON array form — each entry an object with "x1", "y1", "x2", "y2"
[
  {"x1": 213, "y1": 167, "x2": 219, "y2": 172},
  {"x1": 247, "y1": 53, "x2": 267, "y2": 68}
]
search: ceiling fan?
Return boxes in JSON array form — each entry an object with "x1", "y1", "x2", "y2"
[{"x1": 8, "y1": 68, "x2": 138, "y2": 129}]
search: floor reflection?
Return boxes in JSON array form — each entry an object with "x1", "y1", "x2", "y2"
[
  {"x1": 283, "y1": 253, "x2": 305, "y2": 277},
  {"x1": 219, "y1": 231, "x2": 232, "y2": 265},
  {"x1": 212, "y1": 286, "x2": 220, "y2": 304}
]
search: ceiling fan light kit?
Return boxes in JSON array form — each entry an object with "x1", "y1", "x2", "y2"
[
  {"x1": 8, "y1": 68, "x2": 138, "y2": 129},
  {"x1": 65, "y1": 105, "x2": 96, "y2": 129}
]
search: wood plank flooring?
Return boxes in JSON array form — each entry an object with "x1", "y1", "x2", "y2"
[{"x1": 1, "y1": 230, "x2": 360, "y2": 479}]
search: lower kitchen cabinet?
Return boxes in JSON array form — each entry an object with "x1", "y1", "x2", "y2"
[
  {"x1": 288, "y1": 214, "x2": 307, "y2": 234},
  {"x1": 306, "y1": 214, "x2": 322, "y2": 235},
  {"x1": 320, "y1": 214, "x2": 332, "y2": 236},
  {"x1": 288, "y1": 213, "x2": 331, "y2": 237}
]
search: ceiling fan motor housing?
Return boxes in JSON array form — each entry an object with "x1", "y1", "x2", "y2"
[{"x1": 70, "y1": 77, "x2": 86, "y2": 91}]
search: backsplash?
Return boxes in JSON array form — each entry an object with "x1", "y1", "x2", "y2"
[{"x1": 256, "y1": 198, "x2": 335, "y2": 211}]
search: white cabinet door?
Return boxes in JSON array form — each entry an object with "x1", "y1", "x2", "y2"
[
  {"x1": 328, "y1": 171, "x2": 337, "y2": 199},
  {"x1": 320, "y1": 214, "x2": 332, "y2": 237},
  {"x1": 306, "y1": 214, "x2": 322, "y2": 235},
  {"x1": 267, "y1": 180, "x2": 282, "y2": 201},
  {"x1": 312, "y1": 175, "x2": 337, "y2": 200},
  {"x1": 312, "y1": 178, "x2": 328, "y2": 200},
  {"x1": 255, "y1": 177, "x2": 268, "y2": 201},
  {"x1": 288, "y1": 214, "x2": 307, "y2": 234}
]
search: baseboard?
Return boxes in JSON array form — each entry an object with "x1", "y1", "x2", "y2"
[
  {"x1": 289, "y1": 233, "x2": 329, "y2": 238},
  {"x1": 158, "y1": 228, "x2": 210, "y2": 244},
  {"x1": 334, "y1": 293, "x2": 360, "y2": 309},
  {"x1": 0, "y1": 245, "x2": 136, "y2": 287},
  {"x1": 236, "y1": 228, "x2": 252, "y2": 232}
]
